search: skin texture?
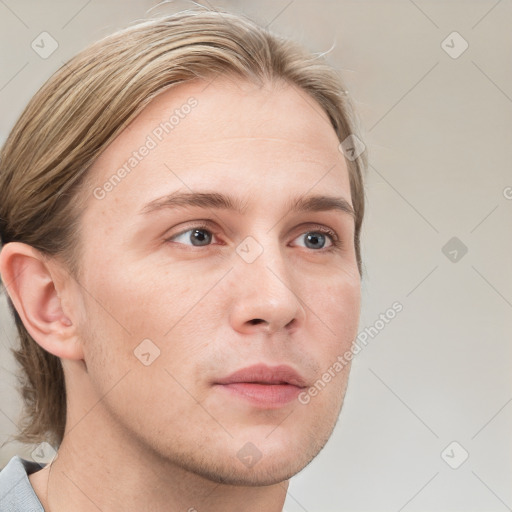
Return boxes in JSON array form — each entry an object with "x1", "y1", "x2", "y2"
[{"x1": 0, "y1": 76, "x2": 361, "y2": 512}]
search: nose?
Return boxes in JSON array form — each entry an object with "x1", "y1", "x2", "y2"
[{"x1": 228, "y1": 240, "x2": 306, "y2": 336}]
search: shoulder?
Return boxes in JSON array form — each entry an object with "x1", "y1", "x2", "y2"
[{"x1": 0, "y1": 456, "x2": 46, "y2": 512}]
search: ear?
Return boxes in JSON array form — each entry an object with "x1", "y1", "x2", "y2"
[{"x1": 0, "y1": 242, "x2": 84, "y2": 360}]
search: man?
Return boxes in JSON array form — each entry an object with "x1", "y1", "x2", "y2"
[{"x1": 0, "y1": 7, "x2": 366, "y2": 511}]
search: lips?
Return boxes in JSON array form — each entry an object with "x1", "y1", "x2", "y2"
[
  {"x1": 215, "y1": 363, "x2": 308, "y2": 388},
  {"x1": 214, "y1": 364, "x2": 308, "y2": 408}
]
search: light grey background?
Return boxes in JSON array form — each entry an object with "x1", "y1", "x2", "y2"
[{"x1": 1, "y1": 1, "x2": 511, "y2": 511}]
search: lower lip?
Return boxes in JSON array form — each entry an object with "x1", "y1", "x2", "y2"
[{"x1": 216, "y1": 383, "x2": 303, "y2": 408}]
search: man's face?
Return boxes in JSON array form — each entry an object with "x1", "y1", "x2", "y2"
[{"x1": 70, "y1": 77, "x2": 361, "y2": 484}]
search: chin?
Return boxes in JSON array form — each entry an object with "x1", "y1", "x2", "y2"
[
  {"x1": 195, "y1": 450, "x2": 318, "y2": 487},
  {"x1": 154, "y1": 429, "x2": 330, "y2": 487}
]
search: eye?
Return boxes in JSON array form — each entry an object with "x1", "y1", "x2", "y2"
[
  {"x1": 166, "y1": 225, "x2": 216, "y2": 246},
  {"x1": 291, "y1": 228, "x2": 340, "y2": 251},
  {"x1": 165, "y1": 223, "x2": 342, "y2": 251}
]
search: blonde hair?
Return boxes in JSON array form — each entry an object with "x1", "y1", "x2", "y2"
[{"x1": 0, "y1": 7, "x2": 367, "y2": 448}]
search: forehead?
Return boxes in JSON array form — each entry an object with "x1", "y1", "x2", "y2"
[{"x1": 83, "y1": 77, "x2": 350, "y2": 218}]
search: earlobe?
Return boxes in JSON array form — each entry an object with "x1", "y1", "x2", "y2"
[{"x1": 0, "y1": 241, "x2": 84, "y2": 361}]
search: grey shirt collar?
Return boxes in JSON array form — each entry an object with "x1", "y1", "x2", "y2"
[{"x1": 0, "y1": 455, "x2": 46, "y2": 511}]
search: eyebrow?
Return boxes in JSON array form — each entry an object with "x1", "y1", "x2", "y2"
[{"x1": 139, "y1": 191, "x2": 356, "y2": 220}]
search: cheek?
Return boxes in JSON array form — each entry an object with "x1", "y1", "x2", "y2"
[
  {"x1": 78, "y1": 257, "x2": 226, "y2": 395},
  {"x1": 81, "y1": 253, "x2": 207, "y2": 338},
  {"x1": 309, "y1": 269, "x2": 361, "y2": 349}
]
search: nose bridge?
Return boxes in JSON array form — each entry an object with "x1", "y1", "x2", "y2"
[
  {"x1": 237, "y1": 231, "x2": 291, "y2": 293},
  {"x1": 230, "y1": 230, "x2": 305, "y2": 333}
]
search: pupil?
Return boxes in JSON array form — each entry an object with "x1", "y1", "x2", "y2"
[
  {"x1": 192, "y1": 229, "x2": 210, "y2": 245},
  {"x1": 306, "y1": 233, "x2": 324, "y2": 249}
]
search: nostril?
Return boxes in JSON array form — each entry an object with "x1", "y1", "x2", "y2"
[{"x1": 249, "y1": 318, "x2": 265, "y2": 325}]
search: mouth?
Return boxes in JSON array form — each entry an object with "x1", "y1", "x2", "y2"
[{"x1": 214, "y1": 363, "x2": 308, "y2": 409}]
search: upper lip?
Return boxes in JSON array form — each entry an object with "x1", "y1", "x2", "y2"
[{"x1": 215, "y1": 364, "x2": 308, "y2": 388}]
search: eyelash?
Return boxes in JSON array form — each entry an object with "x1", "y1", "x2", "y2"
[{"x1": 164, "y1": 221, "x2": 343, "y2": 252}]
